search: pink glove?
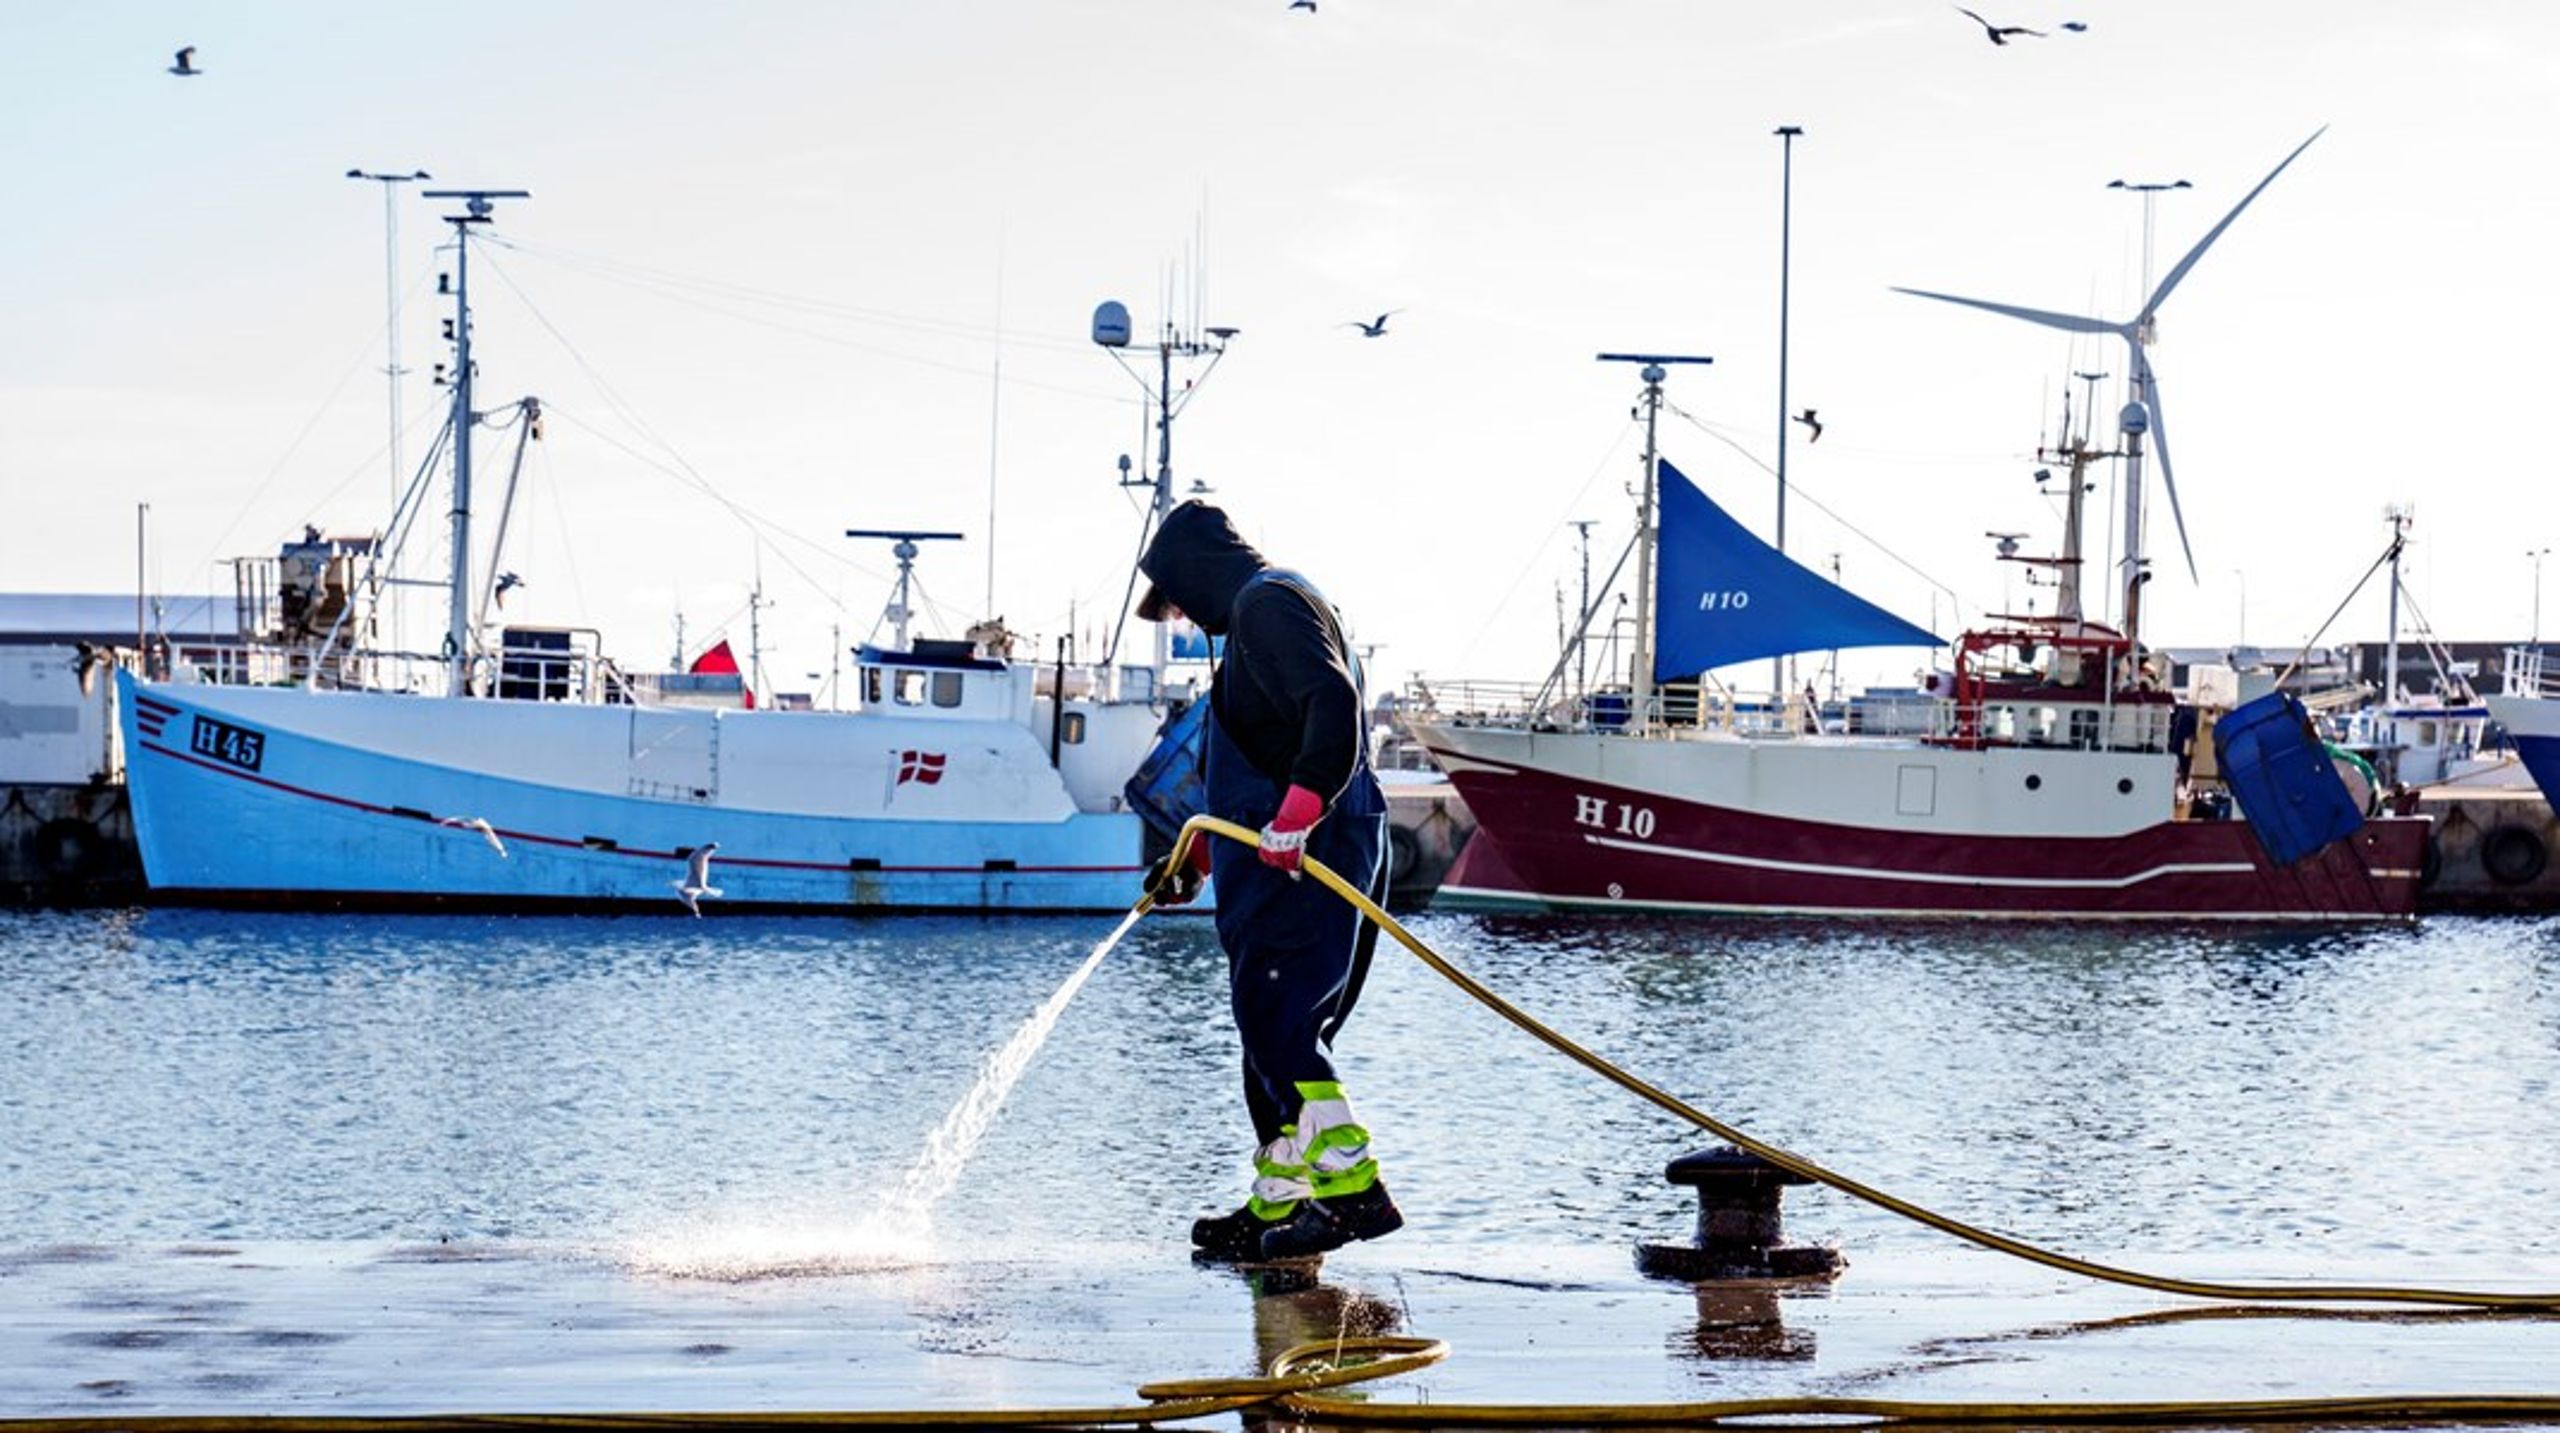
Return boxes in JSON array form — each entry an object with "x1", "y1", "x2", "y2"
[{"x1": 1259, "y1": 784, "x2": 1325, "y2": 876}]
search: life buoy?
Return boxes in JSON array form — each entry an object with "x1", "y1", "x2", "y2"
[
  {"x1": 1386, "y1": 824, "x2": 1422, "y2": 884},
  {"x1": 2481, "y1": 825, "x2": 2549, "y2": 887}
]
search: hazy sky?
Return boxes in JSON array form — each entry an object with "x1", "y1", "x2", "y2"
[{"x1": 5, "y1": 2, "x2": 2555, "y2": 699}]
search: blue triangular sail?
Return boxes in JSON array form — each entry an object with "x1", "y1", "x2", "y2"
[{"x1": 1652, "y1": 459, "x2": 1938, "y2": 681}]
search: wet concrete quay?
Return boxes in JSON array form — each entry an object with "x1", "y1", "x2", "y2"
[{"x1": 6, "y1": 1236, "x2": 2560, "y2": 1423}]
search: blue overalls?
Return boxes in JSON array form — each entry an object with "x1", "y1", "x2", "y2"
[{"x1": 1204, "y1": 570, "x2": 1389, "y2": 1219}]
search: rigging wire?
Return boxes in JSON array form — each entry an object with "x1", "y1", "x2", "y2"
[
  {"x1": 470, "y1": 250, "x2": 876, "y2": 616},
  {"x1": 2279, "y1": 536, "x2": 2399, "y2": 689},
  {"x1": 187, "y1": 303, "x2": 421, "y2": 582},
  {"x1": 479, "y1": 232, "x2": 1093, "y2": 353},
  {"x1": 535, "y1": 403, "x2": 860, "y2": 620},
  {"x1": 477, "y1": 234, "x2": 1126, "y2": 404},
  {"x1": 1666, "y1": 399, "x2": 1972, "y2": 624},
  {"x1": 1451, "y1": 420, "x2": 1637, "y2": 674}
]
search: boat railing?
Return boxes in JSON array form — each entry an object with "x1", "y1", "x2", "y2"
[
  {"x1": 1405, "y1": 679, "x2": 1829, "y2": 738},
  {"x1": 1935, "y1": 695, "x2": 2175, "y2": 753},
  {"x1": 2506, "y1": 646, "x2": 2560, "y2": 700},
  {"x1": 1407, "y1": 677, "x2": 2174, "y2": 752}
]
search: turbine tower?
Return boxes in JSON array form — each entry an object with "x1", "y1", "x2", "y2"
[{"x1": 1893, "y1": 128, "x2": 2326, "y2": 645}]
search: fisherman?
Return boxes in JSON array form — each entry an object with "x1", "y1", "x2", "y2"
[{"x1": 1135, "y1": 500, "x2": 1400, "y2": 1262}]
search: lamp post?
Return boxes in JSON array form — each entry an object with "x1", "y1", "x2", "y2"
[
  {"x1": 345, "y1": 168, "x2": 432, "y2": 510},
  {"x1": 2533, "y1": 546, "x2": 2551, "y2": 644},
  {"x1": 1772, "y1": 124, "x2": 1803, "y2": 703}
]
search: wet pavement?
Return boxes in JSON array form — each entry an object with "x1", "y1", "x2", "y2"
[{"x1": 6, "y1": 1235, "x2": 2560, "y2": 1422}]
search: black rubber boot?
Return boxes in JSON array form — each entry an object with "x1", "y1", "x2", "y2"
[
  {"x1": 1256, "y1": 1181, "x2": 1402, "y2": 1261},
  {"x1": 1190, "y1": 1203, "x2": 1276, "y2": 1262}
]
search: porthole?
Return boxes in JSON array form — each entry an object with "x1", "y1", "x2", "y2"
[
  {"x1": 2117, "y1": 778, "x2": 2134, "y2": 795},
  {"x1": 2024, "y1": 774, "x2": 2043, "y2": 791}
]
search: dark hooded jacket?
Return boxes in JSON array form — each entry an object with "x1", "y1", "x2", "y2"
[{"x1": 1137, "y1": 501, "x2": 1365, "y2": 803}]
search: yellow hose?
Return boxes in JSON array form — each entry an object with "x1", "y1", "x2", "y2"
[
  {"x1": 1157, "y1": 818, "x2": 2560, "y2": 1310},
  {"x1": 1158, "y1": 814, "x2": 2560, "y2": 1313}
]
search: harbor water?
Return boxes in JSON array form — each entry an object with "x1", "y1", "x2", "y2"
[{"x1": 4, "y1": 907, "x2": 2560, "y2": 1417}]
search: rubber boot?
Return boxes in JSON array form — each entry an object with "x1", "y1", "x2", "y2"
[
  {"x1": 1191, "y1": 1203, "x2": 1280, "y2": 1262},
  {"x1": 1256, "y1": 1181, "x2": 1402, "y2": 1261}
]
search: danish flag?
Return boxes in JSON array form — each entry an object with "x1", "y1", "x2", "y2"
[{"x1": 896, "y1": 750, "x2": 947, "y2": 786}]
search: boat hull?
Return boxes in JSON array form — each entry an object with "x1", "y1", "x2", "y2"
[
  {"x1": 1416, "y1": 724, "x2": 2424, "y2": 920},
  {"x1": 2489, "y1": 695, "x2": 2560, "y2": 815},
  {"x1": 120, "y1": 675, "x2": 1149, "y2": 914}
]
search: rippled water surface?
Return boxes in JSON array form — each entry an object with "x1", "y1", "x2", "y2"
[{"x1": 5, "y1": 908, "x2": 2558, "y2": 1269}]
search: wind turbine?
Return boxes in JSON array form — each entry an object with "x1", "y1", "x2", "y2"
[{"x1": 1893, "y1": 128, "x2": 2326, "y2": 640}]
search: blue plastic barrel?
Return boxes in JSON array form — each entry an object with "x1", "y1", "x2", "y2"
[
  {"x1": 1123, "y1": 698, "x2": 1211, "y2": 843},
  {"x1": 2212, "y1": 692, "x2": 2365, "y2": 866}
]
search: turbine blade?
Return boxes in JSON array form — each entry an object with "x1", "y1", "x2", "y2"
[
  {"x1": 1892, "y1": 286, "x2": 2125, "y2": 338},
  {"x1": 2144, "y1": 126, "x2": 2328, "y2": 319},
  {"x1": 2140, "y1": 356, "x2": 2199, "y2": 582}
]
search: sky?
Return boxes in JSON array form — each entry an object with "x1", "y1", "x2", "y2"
[{"x1": 4, "y1": 1, "x2": 2556, "y2": 703}]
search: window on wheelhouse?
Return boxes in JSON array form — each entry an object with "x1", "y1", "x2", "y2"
[{"x1": 931, "y1": 671, "x2": 965, "y2": 708}]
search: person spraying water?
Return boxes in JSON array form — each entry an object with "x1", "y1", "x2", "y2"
[{"x1": 1135, "y1": 500, "x2": 1401, "y2": 1263}]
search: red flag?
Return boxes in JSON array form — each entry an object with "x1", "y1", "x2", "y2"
[{"x1": 689, "y1": 640, "x2": 755, "y2": 709}]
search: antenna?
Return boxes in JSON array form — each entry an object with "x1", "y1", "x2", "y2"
[
  {"x1": 1892, "y1": 130, "x2": 2325, "y2": 642},
  {"x1": 846, "y1": 529, "x2": 964, "y2": 651},
  {"x1": 1597, "y1": 351, "x2": 1713, "y2": 731},
  {"x1": 417, "y1": 186, "x2": 531, "y2": 696},
  {"x1": 1094, "y1": 293, "x2": 1238, "y2": 677}
]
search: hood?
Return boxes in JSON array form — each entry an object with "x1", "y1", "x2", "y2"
[{"x1": 1136, "y1": 501, "x2": 1268, "y2": 636}]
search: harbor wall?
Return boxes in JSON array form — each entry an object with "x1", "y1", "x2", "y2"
[
  {"x1": 1, "y1": 783, "x2": 142, "y2": 906},
  {"x1": 2414, "y1": 788, "x2": 2560, "y2": 913},
  {"x1": 1384, "y1": 777, "x2": 1475, "y2": 910}
]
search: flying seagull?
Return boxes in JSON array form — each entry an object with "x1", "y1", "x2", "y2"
[
  {"x1": 168, "y1": 46, "x2": 201, "y2": 76},
  {"x1": 2060, "y1": 21, "x2": 2088, "y2": 31},
  {"x1": 1289, "y1": 0, "x2": 1316, "y2": 11},
  {"x1": 1792, "y1": 408, "x2": 1823, "y2": 443},
  {"x1": 1953, "y1": 7, "x2": 2045, "y2": 43},
  {"x1": 673, "y1": 842, "x2": 724, "y2": 917},
  {"x1": 438, "y1": 815, "x2": 508, "y2": 858},
  {"x1": 1342, "y1": 310, "x2": 1402, "y2": 338}
]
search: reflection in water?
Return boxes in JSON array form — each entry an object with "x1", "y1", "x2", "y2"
[
  {"x1": 1183, "y1": 1258, "x2": 1405, "y2": 1411},
  {"x1": 1676, "y1": 1281, "x2": 1819, "y2": 1363}
]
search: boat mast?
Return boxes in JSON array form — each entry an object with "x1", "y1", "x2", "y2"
[
  {"x1": 2383, "y1": 504, "x2": 2411, "y2": 704},
  {"x1": 1089, "y1": 297, "x2": 1235, "y2": 681},
  {"x1": 1598, "y1": 352, "x2": 1712, "y2": 733},
  {"x1": 846, "y1": 529, "x2": 964, "y2": 651},
  {"x1": 421, "y1": 186, "x2": 528, "y2": 697}
]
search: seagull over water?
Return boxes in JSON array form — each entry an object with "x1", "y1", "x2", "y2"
[
  {"x1": 1953, "y1": 7, "x2": 2045, "y2": 43},
  {"x1": 1343, "y1": 310, "x2": 1402, "y2": 338},
  {"x1": 674, "y1": 842, "x2": 724, "y2": 917},
  {"x1": 168, "y1": 46, "x2": 201, "y2": 76},
  {"x1": 1793, "y1": 408, "x2": 1823, "y2": 443},
  {"x1": 438, "y1": 815, "x2": 508, "y2": 858}
]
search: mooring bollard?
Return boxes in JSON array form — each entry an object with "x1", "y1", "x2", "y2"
[{"x1": 1635, "y1": 1144, "x2": 1846, "y2": 1282}]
